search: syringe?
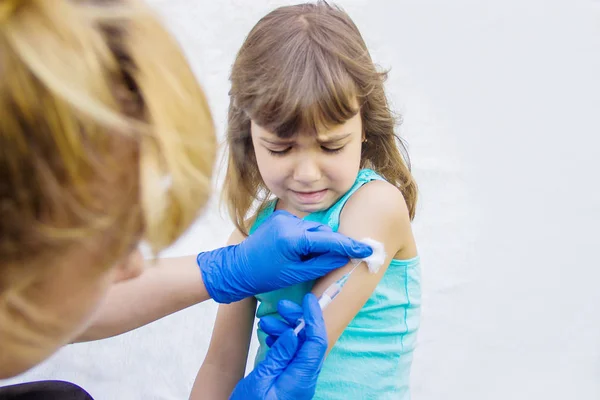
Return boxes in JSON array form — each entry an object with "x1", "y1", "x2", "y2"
[{"x1": 293, "y1": 261, "x2": 361, "y2": 335}]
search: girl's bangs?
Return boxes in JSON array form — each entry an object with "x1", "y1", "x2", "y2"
[{"x1": 245, "y1": 45, "x2": 360, "y2": 138}]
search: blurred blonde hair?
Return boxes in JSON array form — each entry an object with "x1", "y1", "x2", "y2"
[
  {"x1": 0, "y1": 0, "x2": 216, "y2": 285},
  {"x1": 223, "y1": 1, "x2": 417, "y2": 235}
]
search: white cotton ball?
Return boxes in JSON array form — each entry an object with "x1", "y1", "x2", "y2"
[{"x1": 351, "y1": 237, "x2": 387, "y2": 273}]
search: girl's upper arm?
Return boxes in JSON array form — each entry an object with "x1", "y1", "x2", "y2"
[
  {"x1": 311, "y1": 180, "x2": 416, "y2": 350},
  {"x1": 203, "y1": 229, "x2": 256, "y2": 374}
]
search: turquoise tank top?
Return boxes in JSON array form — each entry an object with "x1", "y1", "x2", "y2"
[{"x1": 250, "y1": 169, "x2": 421, "y2": 399}]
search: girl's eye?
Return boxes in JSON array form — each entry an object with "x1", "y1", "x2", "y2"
[
  {"x1": 267, "y1": 147, "x2": 292, "y2": 156},
  {"x1": 321, "y1": 145, "x2": 344, "y2": 154}
]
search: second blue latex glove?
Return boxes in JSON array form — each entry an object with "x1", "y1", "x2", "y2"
[
  {"x1": 198, "y1": 210, "x2": 372, "y2": 303},
  {"x1": 230, "y1": 294, "x2": 327, "y2": 400}
]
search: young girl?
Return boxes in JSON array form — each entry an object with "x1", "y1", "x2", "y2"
[{"x1": 196, "y1": 2, "x2": 421, "y2": 399}]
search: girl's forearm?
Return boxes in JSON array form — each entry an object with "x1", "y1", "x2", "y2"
[{"x1": 190, "y1": 363, "x2": 243, "y2": 400}]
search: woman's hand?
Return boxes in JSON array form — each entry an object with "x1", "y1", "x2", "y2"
[
  {"x1": 229, "y1": 294, "x2": 327, "y2": 400},
  {"x1": 197, "y1": 211, "x2": 372, "y2": 304}
]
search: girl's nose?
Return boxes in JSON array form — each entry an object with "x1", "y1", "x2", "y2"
[{"x1": 293, "y1": 154, "x2": 321, "y2": 184}]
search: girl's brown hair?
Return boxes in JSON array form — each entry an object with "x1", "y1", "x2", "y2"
[
  {"x1": 0, "y1": 0, "x2": 216, "y2": 283},
  {"x1": 223, "y1": 1, "x2": 417, "y2": 235}
]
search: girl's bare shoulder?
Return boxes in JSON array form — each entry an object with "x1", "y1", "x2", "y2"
[{"x1": 340, "y1": 180, "x2": 415, "y2": 258}]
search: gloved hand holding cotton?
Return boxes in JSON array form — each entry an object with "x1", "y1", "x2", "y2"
[{"x1": 351, "y1": 237, "x2": 387, "y2": 273}]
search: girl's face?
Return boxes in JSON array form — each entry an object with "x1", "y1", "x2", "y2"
[{"x1": 251, "y1": 112, "x2": 364, "y2": 217}]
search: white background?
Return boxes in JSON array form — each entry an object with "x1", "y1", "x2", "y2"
[{"x1": 2, "y1": 0, "x2": 599, "y2": 399}]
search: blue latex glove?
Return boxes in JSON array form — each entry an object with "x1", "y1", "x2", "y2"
[
  {"x1": 197, "y1": 210, "x2": 372, "y2": 304},
  {"x1": 230, "y1": 294, "x2": 327, "y2": 400},
  {"x1": 260, "y1": 299, "x2": 305, "y2": 348}
]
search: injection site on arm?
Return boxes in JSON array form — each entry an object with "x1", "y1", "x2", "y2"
[{"x1": 294, "y1": 237, "x2": 386, "y2": 334}]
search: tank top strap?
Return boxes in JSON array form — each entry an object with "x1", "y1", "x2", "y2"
[
  {"x1": 250, "y1": 169, "x2": 385, "y2": 233},
  {"x1": 249, "y1": 200, "x2": 277, "y2": 235},
  {"x1": 304, "y1": 169, "x2": 385, "y2": 231}
]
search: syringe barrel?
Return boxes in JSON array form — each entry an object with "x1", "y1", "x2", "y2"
[
  {"x1": 318, "y1": 293, "x2": 333, "y2": 309},
  {"x1": 323, "y1": 282, "x2": 343, "y2": 300},
  {"x1": 293, "y1": 293, "x2": 333, "y2": 335},
  {"x1": 292, "y1": 279, "x2": 347, "y2": 335}
]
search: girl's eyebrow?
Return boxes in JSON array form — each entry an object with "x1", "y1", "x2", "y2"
[
  {"x1": 317, "y1": 132, "x2": 352, "y2": 145},
  {"x1": 259, "y1": 137, "x2": 295, "y2": 145},
  {"x1": 259, "y1": 132, "x2": 352, "y2": 145}
]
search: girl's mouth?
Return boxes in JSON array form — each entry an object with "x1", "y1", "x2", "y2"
[{"x1": 291, "y1": 189, "x2": 328, "y2": 204}]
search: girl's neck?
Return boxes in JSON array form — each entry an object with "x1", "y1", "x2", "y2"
[{"x1": 273, "y1": 199, "x2": 310, "y2": 219}]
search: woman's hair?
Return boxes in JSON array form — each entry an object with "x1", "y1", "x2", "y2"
[
  {"x1": 223, "y1": 1, "x2": 417, "y2": 235},
  {"x1": 0, "y1": 0, "x2": 216, "y2": 284}
]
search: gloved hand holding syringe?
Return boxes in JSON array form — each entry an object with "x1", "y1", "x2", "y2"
[{"x1": 293, "y1": 237, "x2": 386, "y2": 334}]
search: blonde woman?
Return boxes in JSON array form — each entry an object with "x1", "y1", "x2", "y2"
[{"x1": 0, "y1": 0, "x2": 372, "y2": 398}]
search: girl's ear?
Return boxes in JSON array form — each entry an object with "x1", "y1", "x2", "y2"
[{"x1": 361, "y1": 123, "x2": 367, "y2": 142}]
